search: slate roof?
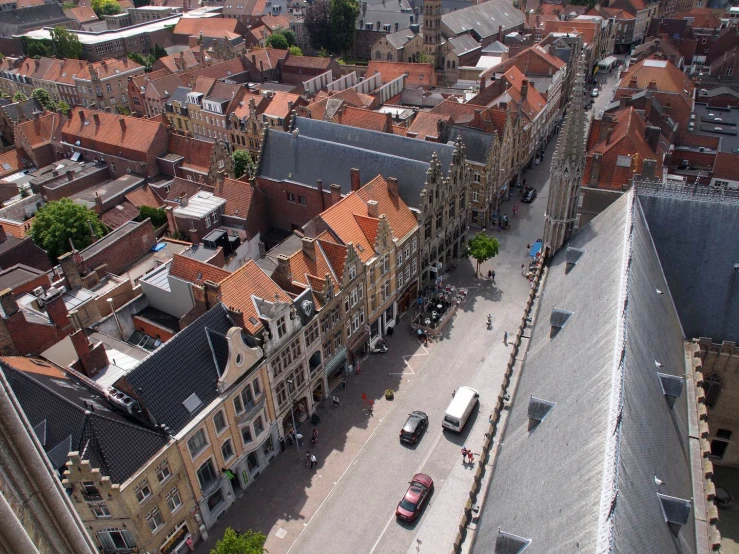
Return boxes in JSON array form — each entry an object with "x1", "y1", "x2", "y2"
[
  {"x1": 448, "y1": 34, "x2": 481, "y2": 57},
  {"x1": 384, "y1": 27, "x2": 421, "y2": 49},
  {"x1": 1, "y1": 98, "x2": 44, "y2": 125},
  {"x1": 446, "y1": 125, "x2": 493, "y2": 164},
  {"x1": 124, "y1": 304, "x2": 235, "y2": 434},
  {"x1": 259, "y1": 116, "x2": 456, "y2": 209},
  {"x1": 473, "y1": 190, "x2": 696, "y2": 553},
  {"x1": 0, "y1": 4, "x2": 72, "y2": 36},
  {"x1": 441, "y1": 0, "x2": 525, "y2": 40},
  {"x1": 100, "y1": 200, "x2": 139, "y2": 230},
  {"x1": 1, "y1": 356, "x2": 168, "y2": 483}
]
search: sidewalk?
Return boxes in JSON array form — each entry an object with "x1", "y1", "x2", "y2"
[{"x1": 194, "y1": 318, "x2": 436, "y2": 554}]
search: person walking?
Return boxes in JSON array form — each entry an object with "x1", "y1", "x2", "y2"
[
  {"x1": 185, "y1": 536, "x2": 194, "y2": 552},
  {"x1": 305, "y1": 451, "x2": 311, "y2": 468},
  {"x1": 503, "y1": 331, "x2": 508, "y2": 346},
  {"x1": 467, "y1": 450, "x2": 475, "y2": 464},
  {"x1": 311, "y1": 428, "x2": 318, "y2": 445},
  {"x1": 310, "y1": 453, "x2": 317, "y2": 469},
  {"x1": 461, "y1": 447, "x2": 469, "y2": 462}
]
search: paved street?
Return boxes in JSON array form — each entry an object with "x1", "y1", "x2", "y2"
[{"x1": 196, "y1": 144, "x2": 555, "y2": 554}]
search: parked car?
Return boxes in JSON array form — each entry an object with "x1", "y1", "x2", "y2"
[
  {"x1": 591, "y1": 88, "x2": 599, "y2": 97},
  {"x1": 396, "y1": 473, "x2": 434, "y2": 522},
  {"x1": 400, "y1": 411, "x2": 429, "y2": 444},
  {"x1": 522, "y1": 189, "x2": 537, "y2": 203}
]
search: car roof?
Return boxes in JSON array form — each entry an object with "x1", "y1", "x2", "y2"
[{"x1": 412, "y1": 473, "x2": 433, "y2": 488}]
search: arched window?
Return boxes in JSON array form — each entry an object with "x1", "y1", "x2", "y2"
[
  {"x1": 387, "y1": 52, "x2": 393, "y2": 61},
  {"x1": 703, "y1": 373, "x2": 723, "y2": 408},
  {"x1": 375, "y1": 50, "x2": 382, "y2": 60}
]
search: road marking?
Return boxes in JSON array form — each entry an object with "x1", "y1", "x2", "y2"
[
  {"x1": 391, "y1": 345, "x2": 429, "y2": 375},
  {"x1": 368, "y1": 513, "x2": 397, "y2": 554}
]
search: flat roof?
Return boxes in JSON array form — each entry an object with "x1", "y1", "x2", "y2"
[
  {"x1": 123, "y1": 240, "x2": 190, "y2": 284},
  {"x1": 17, "y1": 15, "x2": 182, "y2": 45},
  {"x1": 140, "y1": 262, "x2": 171, "y2": 292},
  {"x1": 173, "y1": 191, "x2": 226, "y2": 218},
  {"x1": 692, "y1": 104, "x2": 739, "y2": 153},
  {"x1": 70, "y1": 174, "x2": 144, "y2": 208}
]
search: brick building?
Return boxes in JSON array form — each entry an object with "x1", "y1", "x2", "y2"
[{"x1": 74, "y1": 58, "x2": 145, "y2": 112}]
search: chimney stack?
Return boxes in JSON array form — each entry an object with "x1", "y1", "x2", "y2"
[
  {"x1": 387, "y1": 177, "x2": 398, "y2": 197},
  {"x1": 119, "y1": 117, "x2": 126, "y2": 131},
  {"x1": 0, "y1": 288, "x2": 19, "y2": 317},
  {"x1": 275, "y1": 254, "x2": 292, "y2": 283},
  {"x1": 203, "y1": 280, "x2": 221, "y2": 309},
  {"x1": 589, "y1": 151, "x2": 603, "y2": 186},
  {"x1": 521, "y1": 79, "x2": 528, "y2": 99},
  {"x1": 619, "y1": 94, "x2": 632, "y2": 109},
  {"x1": 330, "y1": 183, "x2": 342, "y2": 205},
  {"x1": 366, "y1": 199, "x2": 379, "y2": 218},
  {"x1": 69, "y1": 326, "x2": 109, "y2": 378},
  {"x1": 302, "y1": 236, "x2": 316, "y2": 261},
  {"x1": 78, "y1": 110, "x2": 85, "y2": 122},
  {"x1": 350, "y1": 168, "x2": 361, "y2": 192},
  {"x1": 644, "y1": 125, "x2": 661, "y2": 152},
  {"x1": 93, "y1": 113, "x2": 100, "y2": 125},
  {"x1": 641, "y1": 158, "x2": 657, "y2": 179},
  {"x1": 58, "y1": 251, "x2": 82, "y2": 289}
]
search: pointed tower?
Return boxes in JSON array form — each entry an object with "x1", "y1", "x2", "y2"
[{"x1": 543, "y1": 48, "x2": 587, "y2": 258}]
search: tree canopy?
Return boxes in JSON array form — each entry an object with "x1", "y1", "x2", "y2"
[
  {"x1": 467, "y1": 232, "x2": 500, "y2": 276},
  {"x1": 265, "y1": 32, "x2": 289, "y2": 50},
  {"x1": 91, "y1": 0, "x2": 121, "y2": 16},
  {"x1": 30, "y1": 199, "x2": 107, "y2": 262},
  {"x1": 12, "y1": 91, "x2": 28, "y2": 103},
  {"x1": 305, "y1": 0, "x2": 331, "y2": 51},
  {"x1": 50, "y1": 26, "x2": 83, "y2": 59},
  {"x1": 288, "y1": 45, "x2": 303, "y2": 56},
  {"x1": 32, "y1": 88, "x2": 56, "y2": 111},
  {"x1": 210, "y1": 528, "x2": 266, "y2": 554},
  {"x1": 232, "y1": 150, "x2": 255, "y2": 179},
  {"x1": 127, "y1": 52, "x2": 155, "y2": 71},
  {"x1": 329, "y1": 0, "x2": 359, "y2": 56},
  {"x1": 139, "y1": 206, "x2": 167, "y2": 228},
  {"x1": 151, "y1": 43, "x2": 167, "y2": 60}
]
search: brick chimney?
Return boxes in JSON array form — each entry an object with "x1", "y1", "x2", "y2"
[
  {"x1": 589, "y1": 151, "x2": 603, "y2": 186},
  {"x1": 366, "y1": 199, "x2": 379, "y2": 218},
  {"x1": 93, "y1": 113, "x2": 100, "y2": 125},
  {"x1": 619, "y1": 94, "x2": 632, "y2": 109},
  {"x1": 599, "y1": 113, "x2": 614, "y2": 144},
  {"x1": 45, "y1": 290, "x2": 71, "y2": 331},
  {"x1": 644, "y1": 126, "x2": 661, "y2": 152},
  {"x1": 647, "y1": 79, "x2": 657, "y2": 89},
  {"x1": 58, "y1": 251, "x2": 82, "y2": 289},
  {"x1": 203, "y1": 280, "x2": 221, "y2": 309},
  {"x1": 317, "y1": 179, "x2": 325, "y2": 210},
  {"x1": 302, "y1": 236, "x2": 316, "y2": 260},
  {"x1": 78, "y1": 110, "x2": 85, "y2": 122},
  {"x1": 66, "y1": 169, "x2": 74, "y2": 181},
  {"x1": 629, "y1": 75, "x2": 638, "y2": 88},
  {"x1": 0, "y1": 288, "x2": 18, "y2": 317},
  {"x1": 521, "y1": 79, "x2": 529, "y2": 99},
  {"x1": 387, "y1": 177, "x2": 398, "y2": 197},
  {"x1": 69, "y1": 326, "x2": 108, "y2": 378},
  {"x1": 641, "y1": 158, "x2": 657, "y2": 179},
  {"x1": 275, "y1": 254, "x2": 292, "y2": 283},
  {"x1": 119, "y1": 117, "x2": 126, "y2": 131},
  {"x1": 330, "y1": 183, "x2": 342, "y2": 205},
  {"x1": 350, "y1": 168, "x2": 361, "y2": 192},
  {"x1": 0, "y1": 225, "x2": 6, "y2": 243}
]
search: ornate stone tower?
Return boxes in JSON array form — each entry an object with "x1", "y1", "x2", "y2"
[
  {"x1": 422, "y1": 0, "x2": 441, "y2": 63},
  {"x1": 543, "y1": 48, "x2": 587, "y2": 258}
]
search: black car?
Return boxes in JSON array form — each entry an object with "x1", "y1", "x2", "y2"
[
  {"x1": 400, "y1": 411, "x2": 429, "y2": 443},
  {"x1": 522, "y1": 189, "x2": 537, "y2": 203}
]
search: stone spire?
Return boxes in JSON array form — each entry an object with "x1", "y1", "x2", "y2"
[{"x1": 543, "y1": 47, "x2": 587, "y2": 258}]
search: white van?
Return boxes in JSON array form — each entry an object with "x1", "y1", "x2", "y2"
[{"x1": 442, "y1": 387, "x2": 480, "y2": 432}]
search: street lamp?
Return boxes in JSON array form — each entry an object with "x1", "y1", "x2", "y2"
[{"x1": 286, "y1": 378, "x2": 301, "y2": 460}]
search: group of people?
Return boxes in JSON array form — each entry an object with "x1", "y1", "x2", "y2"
[{"x1": 461, "y1": 447, "x2": 475, "y2": 464}]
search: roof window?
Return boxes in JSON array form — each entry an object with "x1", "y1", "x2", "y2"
[
  {"x1": 527, "y1": 396, "x2": 555, "y2": 430},
  {"x1": 183, "y1": 392, "x2": 204, "y2": 413},
  {"x1": 657, "y1": 493, "x2": 691, "y2": 536},
  {"x1": 550, "y1": 308, "x2": 573, "y2": 337},
  {"x1": 658, "y1": 373, "x2": 684, "y2": 408},
  {"x1": 495, "y1": 529, "x2": 531, "y2": 553},
  {"x1": 564, "y1": 246, "x2": 583, "y2": 273}
]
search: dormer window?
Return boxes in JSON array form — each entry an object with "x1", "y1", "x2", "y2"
[{"x1": 277, "y1": 316, "x2": 287, "y2": 338}]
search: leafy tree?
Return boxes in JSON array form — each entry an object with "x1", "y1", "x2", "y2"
[
  {"x1": 91, "y1": 0, "x2": 121, "y2": 15},
  {"x1": 127, "y1": 51, "x2": 154, "y2": 71},
  {"x1": 282, "y1": 29, "x2": 296, "y2": 46},
  {"x1": 62, "y1": 1, "x2": 75, "y2": 8},
  {"x1": 24, "y1": 37, "x2": 54, "y2": 58},
  {"x1": 116, "y1": 105, "x2": 131, "y2": 115},
  {"x1": 329, "y1": 0, "x2": 359, "y2": 56},
  {"x1": 232, "y1": 149, "x2": 255, "y2": 179},
  {"x1": 467, "y1": 232, "x2": 500, "y2": 276},
  {"x1": 12, "y1": 92, "x2": 28, "y2": 102},
  {"x1": 50, "y1": 26, "x2": 83, "y2": 59},
  {"x1": 210, "y1": 528, "x2": 266, "y2": 554},
  {"x1": 318, "y1": 47, "x2": 329, "y2": 58},
  {"x1": 151, "y1": 43, "x2": 167, "y2": 60},
  {"x1": 288, "y1": 46, "x2": 303, "y2": 56},
  {"x1": 56, "y1": 100, "x2": 71, "y2": 116},
  {"x1": 305, "y1": 0, "x2": 331, "y2": 51},
  {"x1": 30, "y1": 199, "x2": 106, "y2": 262},
  {"x1": 139, "y1": 206, "x2": 167, "y2": 227},
  {"x1": 417, "y1": 52, "x2": 433, "y2": 64},
  {"x1": 32, "y1": 88, "x2": 56, "y2": 111},
  {"x1": 265, "y1": 32, "x2": 289, "y2": 50}
]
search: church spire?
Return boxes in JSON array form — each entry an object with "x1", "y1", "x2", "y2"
[{"x1": 543, "y1": 46, "x2": 587, "y2": 258}]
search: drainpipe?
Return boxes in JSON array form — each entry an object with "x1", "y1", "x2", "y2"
[{"x1": 107, "y1": 298, "x2": 124, "y2": 339}]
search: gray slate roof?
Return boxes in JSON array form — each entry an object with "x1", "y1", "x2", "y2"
[
  {"x1": 1, "y1": 98, "x2": 44, "y2": 124},
  {"x1": 385, "y1": 27, "x2": 420, "y2": 49},
  {"x1": 473, "y1": 190, "x2": 696, "y2": 553},
  {"x1": 0, "y1": 4, "x2": 72, "y2": 37},
  {"x1": 355, "y1": 0, "x2": 417, "y2": 31},
  {"x1": 448, "y1": 33, "x2": 481, "y2": 56},
  {"x1": 441, "y1": 0, "x2": 525, "y2": 40},
  {"x1": 447, "y1": 125, "x2": 492, "y2": 164},
  {"x1": 124, "y1": 304, "x2": 234, "y2": 434},
  {"x1": 2, "y1": 359, "x2": 167, "y2": 483},
  {"x1": 259, "y1": 117, "x2": 457, "y2": 209},
  {"x1": 639, "y1": 191, "x2": 739, "y2": 343}
]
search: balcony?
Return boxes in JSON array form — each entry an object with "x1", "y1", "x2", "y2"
[
  {"x1": 82, "y1": 490, "x2": 103, "y2": 501},
  {"x1": 200, "y1": 476, "x2": 222, "y2": 497}
]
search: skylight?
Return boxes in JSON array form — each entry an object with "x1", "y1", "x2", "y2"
[
  {"x1": 527, "y1": 396, "x2": 555, "y2": 430},
  {"x1": 658, "y1": 373, "x2": 684, "y2": 408},
  {"x1": 183, "y1": 392, "x2": 204, "y2": 413},
  {"x1": 657, "y1": 493, "x2": 691, "y2": 536},
  {"x1": 495, "y1": 530, "x2": 531, "y2": 553}
]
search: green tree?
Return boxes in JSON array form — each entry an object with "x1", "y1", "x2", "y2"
[
  {"x1": 329, "y1": 0, "x2": 359, "y2": 56},
  {"x1": 127, "y1": 51, "x2": 154, "y2": 71},
  {"x1": 32, "y1": 88, "x2": 56, "y2": 111},
  {"x1": 467, "y1": 232, "x2": 500, "y2": 276},
  {"x1": 91, "y1": 0, "x2": 121, "y2": 15},
  {"x1": 232, "y1": 149, "x2": 255, "y2": 179},
  {"x1": 288, "y1": 46, "x2": 303, "y2": 56},
  {"x1": 12, "y1": 91, "x2": 28, "y2": 102},
  {"x1": 265, "y1": 32, "x2": 289, "y2": 50},
  {"x1": 62, "y1": 1, "x2": 75, "y2": 8},
  {"x1": 305, "y1": 0, "x2": 331, "y2": 51},
  {"x1": 56, "y1": 100, "x2": 71, "y2": 116},
  {"x1": 30, "y1": 199, "x2": 106, "y2": 262},
  {"x1": 24, "y1": 37, "x2": 54, "y2": 58},
  {"x1": 139, "y1": 206, "x2": 167, "y2": 227},
  {"x1": 210, "y1": 528, "x2": 266, "y2": 554},
  {"x1": 417, "y1": 52, "x2": 433, "y2": 64},
  {"x1": 151, "y1": 43, "x2": 167, "y2": 60},
  {"x1": 50, "y1": 26, "x2": 83, "y2": 59},
  {"x1": 282, "y1": 29, "x2": 296, "y2": 46},
  {"x1": 318, "y1": 47, "x2": 329, "y2": 58}
]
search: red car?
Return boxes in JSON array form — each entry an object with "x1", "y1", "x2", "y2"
[{"x1": 396, "y1": 473, "x2": 434, "y2": 522}]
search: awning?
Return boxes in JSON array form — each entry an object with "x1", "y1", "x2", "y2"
[
  {"x1": 529, "y1": 240, "x2": 543, "y2": 258},
  {"x1": 324, "y1": 347, "x2": 347, "y2": 377},
  {"x1": 428, "y1": 262, "x2": 443, "y2": 273},
  {"x1": 599, "y1": 56, "x2": 618, "y2": 68}
]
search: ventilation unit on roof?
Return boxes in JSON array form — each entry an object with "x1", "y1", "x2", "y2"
[
  {"x1": 183, "y1": 392, "x2": 204, "y2": 414},
  {"x1": 495, "y1": 529, "x2": 531, "y2": 553},
  {"x1": 527, "y1": 396, "x2": 555, "y2": 430},
  {"x1": 107, "y1": 387, "x2": 139, "y2": 414},
  {"x1": 657, "y1": 493, "x2": 692, "y2": 536},
  {"x1": 549, "y1": 308, "x2": 573, "y2": 337},
  {"x1": 564, "y1": 246, "x2": 584, "y2": 273},
  {"x1": 658, "y1": 373, "x2": 684, "y2": 408}
]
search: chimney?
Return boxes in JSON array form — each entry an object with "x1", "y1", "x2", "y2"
[
  {"x1": 366, "y1": 199, "x2": 379, "y2": 218},
  {"x1": 287, "y1": 100, "x2": 293, "y2": 111},
  {"x1": 252, "y1": 54, "x2": 256, "y2": 66},
  {"x1": 78, "y1": 110, "x2": 85, "y2": 122},
  {"x1": 302, "y1": 236, "x2": 316, "y2": 260},
  {"x1": 647, "y1": 79, "x2": 657, "y2": 89},
  {"x1": 350, "y1": 168, "x2": 361, "y2": 192},
  {"x1": 0, "y1": 225, "x2": 6, "y2": 243},
  {"x1": 58, "y1": 251, "x2": 82, "y2": 289},
  {"x1": 619, "y1": 94, "x2": 632, "y2": 109},
  {"x1": 203, "y1": 280, "x2": 221, "y2": 309},
  {"x1": 93, "y1": 113, "x2": 100, "y2": 125},
  {"x1": 317, "y1": 179, "x2": 325, "y2": 210},
  {"x1": 521, "y1": 79, "x2": 529, "y2": 99},
  {"x1": 180, "y1": 195, "x2": 189, "y2": 208},
  {"x1": 606, "y1": 127, "x2": 613, "y2": 144},
  {"x1": 589, "y1": 151, "x2": 603, "y2": 186},
  {"x1": 498, "y1": 25, "x2": 503, "y2": 41},
  {"x1": 644, "y1": 125, "x2": 660, "y2": 152},
  {"x1": 598, "y1": 113, "x2": 613, "y2": 143},
  {"x1": 0, "y1": 288, "x2": 19, "y2": 317},
  {"x1": 45, "y1": 291, "x2": 71, "y2": 331},
  {"x1": 387, "y1": 176, "x2": 398, "y2": 197},
  {"x1": 69, "y1": 326, "x2": 109, "y2": 378},
  {"x1": 119, "y1": 117, "x2": 126, "y2": 131},
  {"x1": 629, "y1": 75, "x2": 638, "y2": 88},
  {"x1": 275, "y1": 254, "x2": 292, "y2": 283},
  {"x1": 330, "y1": 183, "x2": 342, "y2": 205},
  {"x1": 66, "y1": 169, "x2": 74, "y2": 181},
  {"x1": 641, "y1": 158, "x2": 657, "y2": 179}
]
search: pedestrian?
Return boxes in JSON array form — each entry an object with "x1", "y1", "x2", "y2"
[
  {"x1": 461, "y1": 447, "x2": 469, "y2": 462},
  {"x1": 521, "y1": 263, "x2": 526, "y2": 276},
  {"x1": 487, "y1": 269, "x2": 493, "y2": 280},
  {"x1": 186, "y1": 536, "x2": 194, "y2": 552},
  {"x1": 467, "y1": 450, "x2": 475, "y2": 464},
  {"x1": 311, "y1": 428, "x2": 318, "y2": 445},
  {"x1": 368, "y1": 399, "x2": 374, "y2": 415},
  {"x1": 332, "y1": 395, "x2": 341, "y2": 409},
  {"x1": 387, "y1": 325, "x2": 394, "y2": 337},
  {"x1": 305, "y1": 451, "x2": 311, "y2": 467},
  {"x1": 504, "y1": 331, "x2": 508, "y2": 346},
  {"x1": 310, "y1": 453, "x2": 317, "y2": 469},
  {"x1": 527, "y1": 243, "x2": 531, "y2": 250},
  {"x1": 296, "y1": 432, "x2": 304, "y2": 447},
  {"x1": 452, "y1": 389, "x2": 456, "y2": 398}
]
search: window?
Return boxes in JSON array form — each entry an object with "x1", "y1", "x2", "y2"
[
  {"x1": 344, "y1": 296, "x2": 350, "y2": 312},
  {"x1": 397, "y1": 249, "x2": 403, "y2": 266},
  {"x1": 424, "y1": 218, "x2": 432, "y2": 239},
  {"x1": 412, "y1": 237, "x2": 417, "y2": 253},
  {"x1": 276, "y1": 381, "x2": 287, "y2": 407},
  {"x1": 96, "y1": 529, "x2": 135, "y2": 551},
  {"x1": 197, "y1": 459, "x2": 218, "y2": 491},
  {"x1": 710, "y1": 429, "x2": 732, "y2": 459},
  {"x1": 254, "y1": 415, "x2": 265, "y2": 436},
  {"x1": 334, "y1": 334, "x2": 341, "y2": 350},
  {"x1": 348, "y1": 264, "x2": 356, "y2": 280},
  {"x1": 352, "y1": 313, "x2": 360, "y2": 332},
  {"x1": 473, "y1": 171, "x2": 481, "y2": 183},
  {"x1": 459, "y1": 191, "x2": 466, "y2": 210},
  {"x1": 412, "y1": 258, "x2": 418, "y2": 275},
  {"x1": 286, "y1": 192, "x2": 296, "y2": 202},
  {"x1": 472, "y1": 190, "x2": 479, "y2": 203},
  {"x1": 217, "y1": 159, "x2": 225, "y2": 169},
  {"x1": 398, "y1": 272, "x2": 404, "y2": 289},
  {"x1": 358, "y1": 283, "x2": 364, "y2": 300},
  {"x1": 436, "y1": 210, "x2": 443, "y2": 230},
  {"x1": 135, "y1": 479, "x2": 152, "y2": 504},
  {"x1": 324, "y1": 341, "x2": 332, "y2": 359},
  {"x1": 381, "y1": 254, "x2": 389, "y2": 275},
  {"x1": 350, "y1": 288, "x2": 358, "y2": 307},
  {"x1": 187, "y1": 428, "x2": 208, "y2": 459},
  {"x1": 347, "y1": 324, "x2": 352, "y2": 338},
  {"x1": 404, "y1": 243, "x2": 410, "y2": 260},
  {"x1": 106, "y1": 84, "x2": 112, "y2": 92},
  {"x1": 214, "y1": 411, "x2": 227, "y2": 434},
  {"x1": 277, "y1": 317, "x2": 287, "y2": 338},
  {"x1": 371, "y1": 293, "x2": 376, "y2": 311},
  {"x1": 382, "y1": 280, "x2": 391, "y2": 301},
  {"x1": 405, "y1": 265, "x2": 411, "y2": 282},
  {"x1": 91, "y1": 503, "x2": 111, "y2": 518},
  {"x1": 82, "y1": 481, "x2": 100, "y2": 498},
  {"x1": 298, "y1": 195, "x2": 307, "y2": 206},
  {"x1": 703, "y1": 373, "x2": 722, "y2": 408},
  {"x1": 253, "y1": 377, "x2": 261, "y2": 396},
  {"x1": 146, "y1": 506, "x2": 164, "y2": 533},
  {"x1": 155, "y1": 461, "x2": 171, "y2": 483},
  {"x1": 305, "y1": 321, "x2": 319, "y2": 347},
  {"x1": 221, "y1": 439, "x2": 235, "y2": 461}
]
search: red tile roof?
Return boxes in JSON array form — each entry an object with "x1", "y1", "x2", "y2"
[
  {"x1": 334, "y1": 106, "x2": 389, "y2": 132},
  {"x1": 676, "y1": 7, "x2": 723, "y2": 28},
  {"x1": 213, "y1": 177, "x2": 256, "y2": 217},
  {"x1": 500, "y1": 66, "x2": 547, "y2": 121},
  {"x1": 168, "y1": 134, "x2": 214, "y2": 174},
  {"x1": 712, "y1": 152, "x2": 739, "y2": 180},
  {"x1": 170, "y1": 253, "x2": 230, "y2": 285},
  {"x1": 77, "y1": 58, "x2": 143, "y2": 81},
  {"x1": 407, "y1": 112, "x2": 451, "y2": 140},
  {"x1": 247, "y1": 48, "x2": 288, "y2": 72},
  {"x1": 283, "y1": 56, "x2": 333, "y2": 71},
  {"x1": 153, "y1": 50, "x2": 200, "y2": 73},
  {"x1": 356, "y1": 175, "x2": 418, "y2": 240},
  {"x1": 543, "y1": 20, "x2": 598, "y2": 44},
  {"x1": 15, "y1": 113, "x2": 62, "y2": 150},
  {"x1": 0, "y1": 149, "x2": 28, "y2": 180},
  {"x1": 618, "y1": 57, "x2": 694, "y2": 100},
  {"x1": 261, "y1": 14, "x2": 292, "y2": 31},
  {"x1": 429, "y1": 98, "x2": 478, "y2": 122},
  {"x1": 366, "y1": 61, "x2": 437, "y2": 88},
  {"x1": 316, "y1": 233, "x2": 348, "y2": 280},
  {"x1": 173, "y1": 17, "x2": 244, "y2": 36},
  {"x1": 64, "y1": 6, "x2": 98, "y2": 22},
  {"x1": 100, "y1": 201, "x2": 139, "y2": 229},
  {"x1": 125, "y1": 185, "x2": 164, "y2": 208},
  {"x1": 263, "y1": 91, "x2": 302, "y2": 119}
]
